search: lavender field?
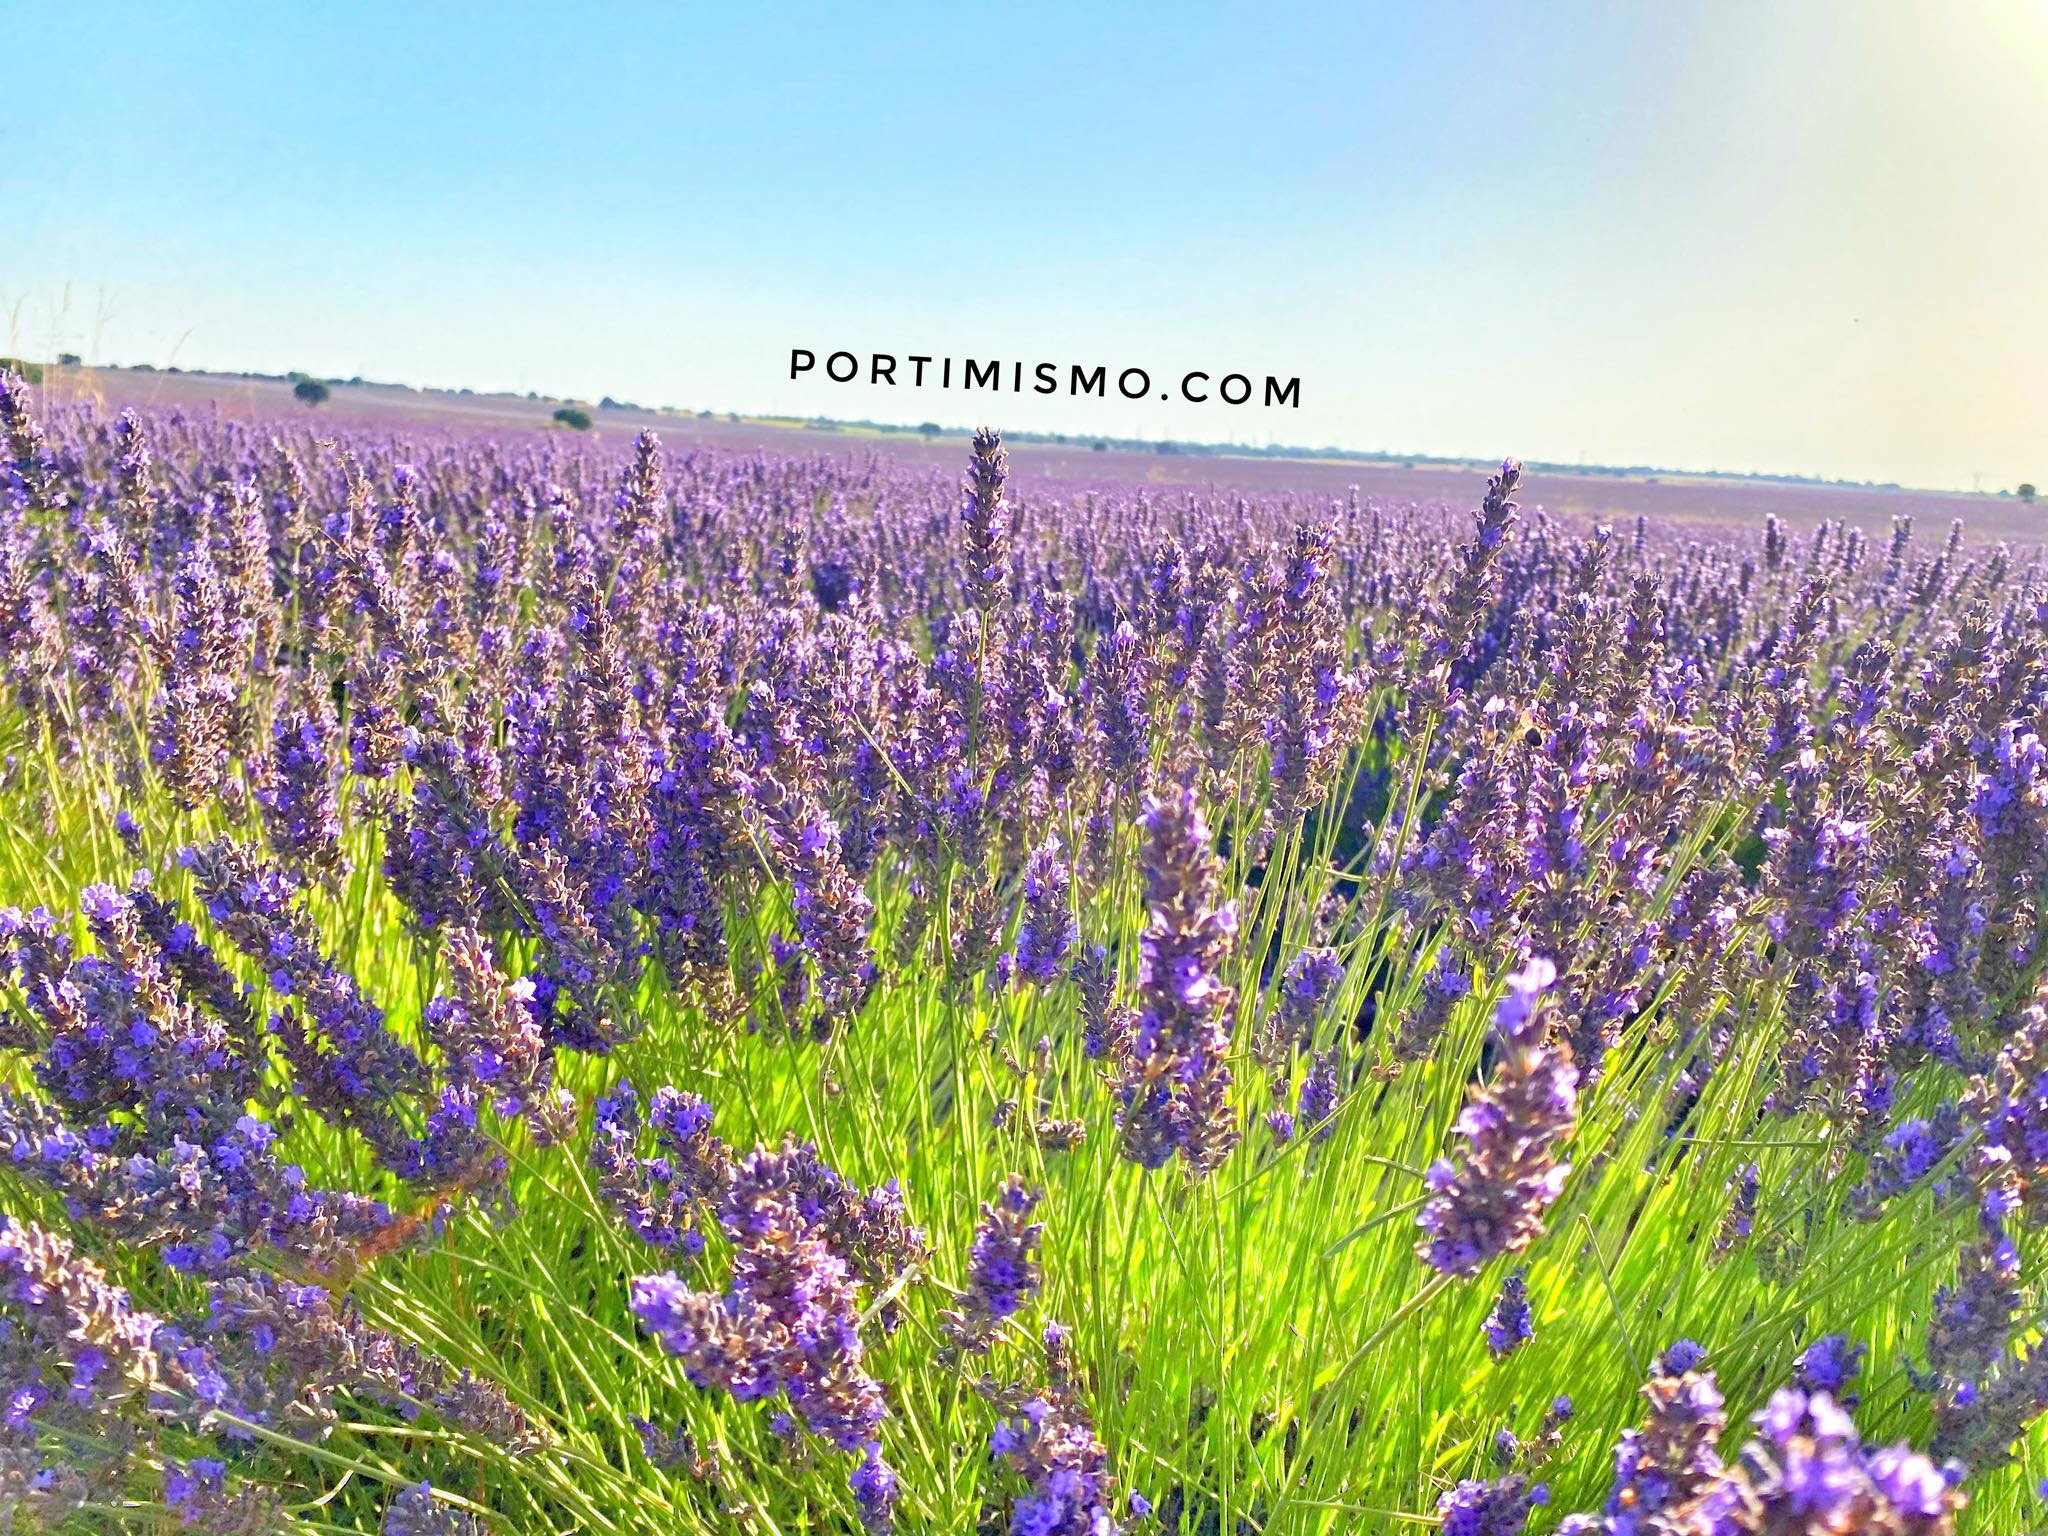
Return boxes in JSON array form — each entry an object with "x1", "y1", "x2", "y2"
[{"x1": 3, "y1": 368, "x2": 2046, "y2": 1534}]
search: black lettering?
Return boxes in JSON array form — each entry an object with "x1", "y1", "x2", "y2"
[
  {"x1": 1181, "y1": 371, "x2": 1210, "y2": 403},
  {"x1": 1266, "y1": 376, "x2": 1301, "y2": 409},
  {"x1": 826, "y1": 351, "x2": 858, "y2": 382},
  {"x1": 871, "y1": 354, "x2": 897, "y2": 384},
  {"x1": 1118, "y1": 367, "x2": 1150, "y2": 400},
  {"x1": 1071, "y1": 365, "x2": 1106, "y2": 397},
  {"x1": 790, "y1": 349, "x2": 816, "y2": 379},
  {"x1": 1220, "y1": 373, "x2": 1251, "y2": 405},
  {"x1": 1033, "y1": 363, "x2": 1058, "y2": 394},
  {"x1": 965, "y1": 358, "x2": 1000, "y2": 390}
]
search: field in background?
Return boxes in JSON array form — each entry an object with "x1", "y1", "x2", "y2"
[{"x1": 45, "y1": 365, "x2": 2037, "y2": 545}]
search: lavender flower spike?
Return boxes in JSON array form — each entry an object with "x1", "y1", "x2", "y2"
[
  {"x1": 961, "y1": 426, "x2": 1009, "y2": 615},
  {"x1": 1116, "y1": 788, "x2": 1240, "y2": 1179},
  {"x1": 1009, "y1": 835, "x2": 1077, "y2": 987},
  {"x1": 942, "y1": 1174, "x2": 1045, "y2": 1354},
  {"x1": 1484, "y1": 1267, "x2": 1534, "y2": 1357},
  {"x1": 1417, "y1": 958, "x2": 1577, "y2": 1277}
]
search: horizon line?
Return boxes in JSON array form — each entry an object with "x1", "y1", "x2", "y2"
[{"x1": 10, "y1": 353, "x2": 2025, "y2": 505}]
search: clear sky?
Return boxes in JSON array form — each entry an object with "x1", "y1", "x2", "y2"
[{"x1": 6, "y1": 2, "x2": 2045, "y2": 491}]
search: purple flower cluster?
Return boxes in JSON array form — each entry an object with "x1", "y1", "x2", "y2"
[
  {"x1": 1558, "y1": 1357, "x2": 1962, "y2": 1535},
  {"x1": 1436, "y1": 1474, "x2": 1547, "y2": 1536},
  {"x1": 1417, "y1": 959, "x2": 1577, "y2": 1275},
  {"x1": 943, "y1": 1174, "x2": 1045, "y2": 1354},
  {"x1": 1735, "y1": 1390, "x2": 1959, "y2": 1534},
  {"x1": 1296, "y1": 1050, "x2": 1340, "y2": 1142},
  {"x1": 1255, "y1": 946, "x2": 1343, "y2": 1095},
  {"x1": 627, "y1": 1128, "x2": 924, "y2": 1531},
  {"x1": 0, "y1": 1214, "x2": 534, "y2": 1513},
  {"x1": 1275, "y1": 946, "x2": 1343, "y2": 1043},
  {"x1": 591, "y1": 1083, "x2": 727, "y2": 1252},
  {"x1": 381, "y1": 1480, "x2": 484, "y2": 1536},
  {"x1": 1116, "y1": 788, "x2": 1239, "y2": 1178},
  {"x1": 1483, "y1": 1267, "x2": 1533, "y2": 1358},
  {"x1": 0, "y1": 885, "x2": 395, "y2": 1279},
  {"x1": 164, "y1": 1455, "x2": 278, "y2": 1534},
  {"x1": 180, "y1": 837, "x2": 429, "y2": 1168},
  {"x1": 257, "y1": 683, "x2": 347, "y2": 879},
  {"x1": 1006, "y1": 835, "x2": 1078, "y2": 987},
  {"x1": 990, "y1": 1386, "x2": 1123, "y2": 1536},
  {"x1": 1715, "y1": 1162, "x2": 1760, "y2": 1255},
  {"x1": 1796, "y1": 1334, "x2": 1868, "y2": 1406}
]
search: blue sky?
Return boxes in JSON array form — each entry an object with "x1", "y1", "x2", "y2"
[{"x1": 6, "y1": 2, "x2": 2045, "y2": 491}]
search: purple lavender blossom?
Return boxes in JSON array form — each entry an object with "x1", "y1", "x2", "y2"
[
  {"x1": 1009, "y1": 836, "x2": 1077, "y2": 987},
  {"x1": 943, "y1": 1175, "x2": 1045, "y2": 1354},
  {"x1": 1795, "y1": 1334, "x2": 1868, "y2": 1406},
  {"x1": 961, "y1": 427, "x2": 1009, "y2": 616},
  {"x1": 257, "y1": 687, "x2": 346, "y2": 878},
  {"x1": 989, "y1": 1390, "x2": 1123, "y2": 1536},
  {"x1": 1436, "y1": 1475, "x2": 1547, "y2": 1536},
  {"x1": 590, "y1": 1083, "x2": 726, "y2": 1252},
  {"x1": 381, "y1": 1481, "x2": 484, "y2": 1536},
  {"x1": 629, "y1": 1135, "x2": 922, "y2": 1499},
  {"x1": 849, "y1": 1440, "x2": 900, "y2": 1532},
  {"x1": 180, "y1": 839, "x2": 427, "y2": 1170},
  {"x1": 1116, "y1": 789, "x2": 1239, "y2": 1178},
  {"x1": 1714, "y1": 1162, "x2": 1760, "y2": 1255},
  {"x1": 1657, "y1": 1339, "x2": 1708, "y2": 1375},
  {"x1": 1417, "y1": 959, "x2": 1577, "y2": 1276},
  {"x1": 1738, "y1": 1389, "x2": 1956, "y2": 1532},
  {"x1": 164, "y1": 1456, "x2": 277, "y2": 1532},
  {"x1": 1483, "y1": 1268, "x2": 1533, "y2": 1358},
  {"x1": 1297, "y1": 1050, "x2": 1341, "y2": 1142},
  {"x1": 1276, "y1": 947, "x2": 1344, "y2": 1042}
]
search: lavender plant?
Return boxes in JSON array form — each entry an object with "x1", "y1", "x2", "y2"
[{"x1": 0, "y1": 370, "x2": 2042, "y2": 1532}]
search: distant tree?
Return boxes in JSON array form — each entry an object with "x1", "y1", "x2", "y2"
[
  {"x1": 1090, "y1": 440, "x2": 1108, "y2": 452},
  {"x1": 917, "y1": 421, "x2": 941, "y2": 438},
  {"x1": 57, "y1": 353, "x2": 80, "y2": 366},
  {"x1": 293, "y1": 379, "x2": 330, "y2": 406},
  {"x1": 553, "y1": 406, "x2": 593, "y2": 431},
  {"x1": 0, "y1": 358, "x2": 42, "y2": 383},
  {"x1": 2021, "y1": 483, "x2": 2038, "y2": 503}
]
